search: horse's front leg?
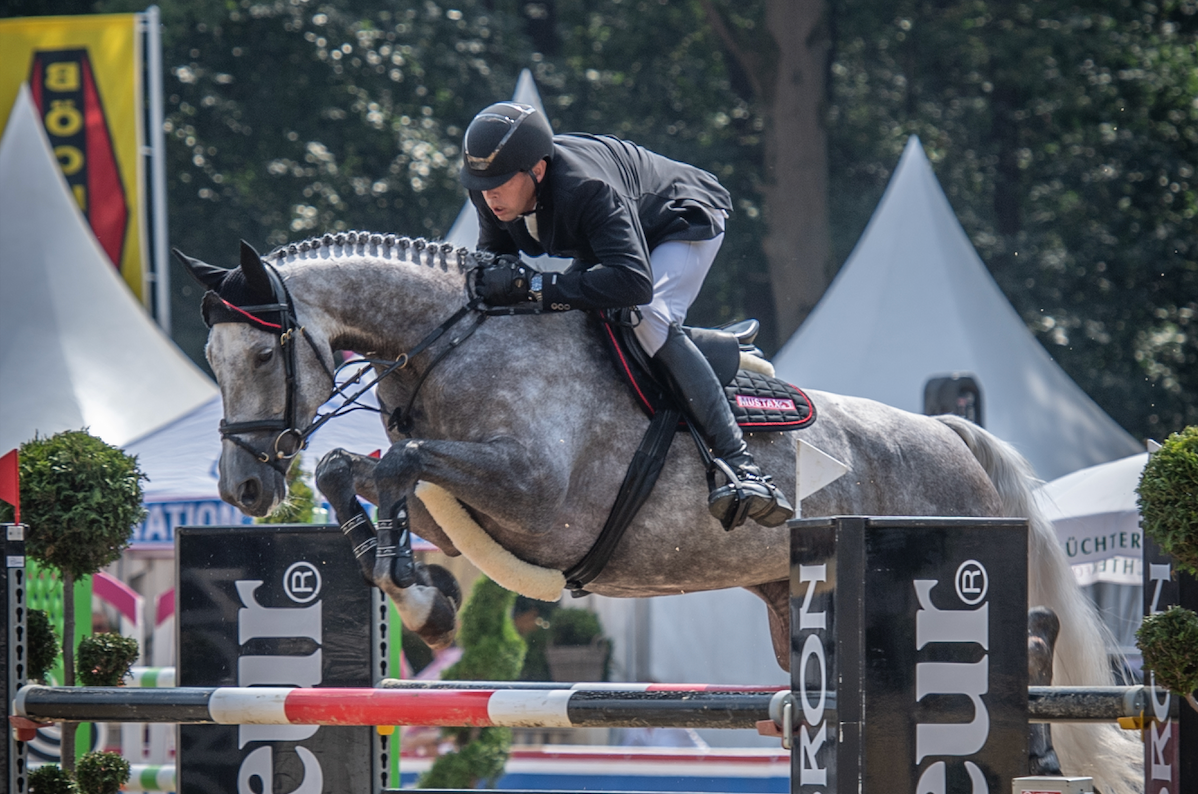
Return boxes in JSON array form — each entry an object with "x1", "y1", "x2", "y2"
[
  {"x1": 315, "y1": 448, "x2": 461, "y2": 649},
  {"x1": 314, "y1": 448, "x2": 380, "y2": 586},
  {"x1": 371, "y1": 435, "x2": 564, "y2": 584},
  {"x1": 373, "y1": 435, "x2": 564, "y2": 542}
]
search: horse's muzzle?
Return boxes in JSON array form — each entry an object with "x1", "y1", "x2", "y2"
[{"x1": 219, "y1": 448, "x2": 286, "y2": 517}]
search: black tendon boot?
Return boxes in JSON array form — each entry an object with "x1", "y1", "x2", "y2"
[
  {"x1": 376, "y1": 499, "x2": 417, "y2": 589},
  {"x1": 651, "y1": 324, "x2": 794, "y2": 529}
]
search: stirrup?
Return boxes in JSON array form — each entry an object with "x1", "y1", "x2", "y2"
[{"x1": 707, "y1": 458, "x2": 795, "y2": 531}]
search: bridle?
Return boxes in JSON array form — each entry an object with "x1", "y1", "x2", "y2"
[
  {"x1": 210, "y1": 261, "x2": 337, "y2": 468},
  {"x1": 210, "y1": 261, "x2": 493, "y2": 468}
]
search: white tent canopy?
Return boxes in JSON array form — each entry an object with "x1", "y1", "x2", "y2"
[
  {"x1": 773, "y1": 136, "x2": 1140, "y2": 481},
  {"x1": 1036, "y1": 451, "x2": 1148, "y2": 580},
  {"x1": 0, "y1": 85, "x2": 216, "y2": 454}
]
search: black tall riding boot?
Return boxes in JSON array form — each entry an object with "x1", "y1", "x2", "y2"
[{"x1": 651, "y1": 324, "x2": 794, "y2": 529}]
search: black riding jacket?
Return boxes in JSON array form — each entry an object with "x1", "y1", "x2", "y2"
[{"x1": 471, "y1": 133, "x2": 732, "y2": 311}]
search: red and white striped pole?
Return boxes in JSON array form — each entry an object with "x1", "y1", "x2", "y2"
[{"x1": 13, "y1": 684, "x2": 792, "y2": 733}]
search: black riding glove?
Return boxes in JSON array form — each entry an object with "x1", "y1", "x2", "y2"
[{"x1": 476, "y1": 255, "x2": 542, "y2": 306}]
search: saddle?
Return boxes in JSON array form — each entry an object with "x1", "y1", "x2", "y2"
[
  {"x1": 563, "y1": 310, "x2": 815, "y2": 596},
  {"x1": 596, "y1": 308, "x2": 816, "y2": 432}
]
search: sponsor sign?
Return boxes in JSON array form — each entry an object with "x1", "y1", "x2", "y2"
[
  {"x1": 1142, "y1": 535, "x2": 1198, "y2": 794},
  {"x1": 178, "y1": 524, "x2": 382, "y2": 794},
  {"x1": 0, "y1": 14, "x2": 147, "y2": 300},
  {"x1": 131, "y1": 500, "x2": 255, "y2": 548},
  {"x1": 791, "y1": 516, "x2": 1027, "y2": 794}
]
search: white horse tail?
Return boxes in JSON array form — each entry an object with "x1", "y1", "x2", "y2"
[{"x1": 935, "y1": 415, "x2": 1143, "y2": 794}]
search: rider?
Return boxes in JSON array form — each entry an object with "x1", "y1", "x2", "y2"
[{"x1": 459, "y1": 101, "x2": 794, "y2": 529}]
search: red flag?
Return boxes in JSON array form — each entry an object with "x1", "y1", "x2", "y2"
[{"x1": 0, "y1": 449, "x2": 18, "y2": 524}]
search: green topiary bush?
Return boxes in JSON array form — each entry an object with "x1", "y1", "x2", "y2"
[
  {"x1": 418, "y1": 577, "x2": 526, "y2": 789},
  {"x1": 1137, "y1": 605, "x2": 1198, "y2": 713},
  {"x1": 27, "y1": 609, "x2": 60, "y2": 683},
  {"x1": 548, "y1": 607, "x2": 604, "y2": 646},
  {"x1": 28, "y1": 764, "x2": 79, "y2": 793},
  {"x1": 1137, "y1": 425, "x2": 1198, "y2": 576},
  {"x1": 4, "y1": 430, "x2": 146, "y2": 770},
  {"x1": 77, "y1": 633, "x2": 140, "y2": 687},
  {"x1": 75, "y1": 751, "x2": 130, "y2": 794},
  {"x1": 4, "y1": 430, "x2": 146, "y2": 576}
]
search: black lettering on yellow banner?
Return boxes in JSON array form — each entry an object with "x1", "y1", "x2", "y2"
[{"x1": 28, "y1": 48, "x2": 128, "y2": 269}]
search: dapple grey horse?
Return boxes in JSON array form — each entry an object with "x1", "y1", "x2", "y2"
[{"x1": 180, "y1": 232, "x2": 1140, "y2": 793}]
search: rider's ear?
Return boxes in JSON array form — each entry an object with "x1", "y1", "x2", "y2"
[
  {"x1": 173, "y1": 248, "x2": 227, "y2": 289},
  {"x1": 239, "y1": 240, "x2": 272, "y2": 298}
]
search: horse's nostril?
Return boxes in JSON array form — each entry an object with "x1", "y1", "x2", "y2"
[{"x1": 238, "y1": 478, "x2": 261, "y2": 507}]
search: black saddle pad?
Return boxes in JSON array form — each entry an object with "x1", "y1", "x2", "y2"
[{"x1": 597, "y1": 312, "x2": 815, "y2": 432}]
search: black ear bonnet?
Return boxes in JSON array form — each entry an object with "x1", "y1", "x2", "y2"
[{"x1": 174, "y1": 242, "x2": 287, "y2": 332}]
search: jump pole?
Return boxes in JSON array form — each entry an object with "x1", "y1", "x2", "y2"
[{"x1": 13, "y1": 685, "x2": 794, "y2": 732}]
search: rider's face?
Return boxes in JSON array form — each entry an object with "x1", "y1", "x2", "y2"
[{"x1": 481, "y1": 160, "x2": 545, "y2": 222}]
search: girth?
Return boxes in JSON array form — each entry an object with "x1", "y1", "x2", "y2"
[{"x1": 563, "y1": 310, "x2": 815, "y2": 595}]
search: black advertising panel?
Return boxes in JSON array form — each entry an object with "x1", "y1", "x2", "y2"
[
  {"x1": 791, "y1": 516, "x2": 1028, "y2": 794},
  {"x1": 4, "y1": 524, "x2": 29, "y2": 794},
  {"x1": 1142, "y1": 535, "x2": 1198, "y2": 794},
  {"x1": 177, "y1": 524, "x2": 383, "y2": 794}
]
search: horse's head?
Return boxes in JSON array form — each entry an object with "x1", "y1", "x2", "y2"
[{"x1": 175, "y1": 241, "x2": 334, "y2": 516}]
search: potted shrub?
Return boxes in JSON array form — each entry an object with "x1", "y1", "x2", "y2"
[
  {"x1": 1137, "y1": 424, "x2": 1198, "y2": 576},
  {"x1": 1136, "y1": 425, "x2": 1198, "y2": 712},
  {"x1": 75, "y1": 750, "x2": 130, "y2": 794},
  {"x1": 77, "y1": 633, "x2": 140, "y2": 687},
  {"x1": 5, "y1": 430, "x2": 146, "y2": 769},
  {"x1": 28, "y1": 764, "x2": 78, "y2": 793},
  {"x1": 1137, "y1": 605, "x2": 1198, "y2": 713},
  {"x1": 28, "y1": 608, "x2": 61, "y2": 683},
  {"x1": 544, "y1": 607, "x2": 609, "y2": 682}
]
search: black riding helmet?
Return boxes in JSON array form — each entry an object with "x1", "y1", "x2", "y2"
[{"x1": 460, "y1": 102, "x2": 553, "y2": 191}]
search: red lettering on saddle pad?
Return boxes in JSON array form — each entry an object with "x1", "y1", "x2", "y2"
[{"x1": 735, "y1": 394, "x2": 797, "y2": 412}]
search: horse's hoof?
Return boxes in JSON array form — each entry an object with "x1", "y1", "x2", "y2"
[
  {"x1": 425, "y1": 564, "x2": 463, "y2": 612},
  {"x1": 418, "y1": 598, "x2": 459, "y2": 650}
]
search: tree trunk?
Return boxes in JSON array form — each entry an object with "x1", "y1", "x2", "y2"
[
  {"x1": 760, "y1": 0, "x2": 832, "y2": 347},
  {"x1": 61, "y1": 568, "x2": 76, "y2": 772}
]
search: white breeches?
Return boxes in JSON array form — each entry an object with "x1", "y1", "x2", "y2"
[{"x1": 633, "y1": 234, "x2": 724, "y2": 356}]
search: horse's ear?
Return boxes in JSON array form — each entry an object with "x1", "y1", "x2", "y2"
[
  {"x1": 173, "y1": 248, "x2": 229, "y2": 289},
  {"x1": 239, "y1": 240, "x2": 273, "y2": 298}
]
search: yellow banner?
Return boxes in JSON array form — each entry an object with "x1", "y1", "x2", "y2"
[{"x1": 0, "y1": 14, "x2": 147, "y2": 303}]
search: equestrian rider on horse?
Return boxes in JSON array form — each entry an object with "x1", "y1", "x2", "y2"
[{"x1": 460, "y1": 101, "x2": 794, "y2": 529}]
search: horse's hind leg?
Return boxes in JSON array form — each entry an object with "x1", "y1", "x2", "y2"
[
  {"x1": 744, "y1": 581, "x2": 791, "y2": 672},
  {"x1": 316, "y1": 448, "x2": 460, "y2": 649}
]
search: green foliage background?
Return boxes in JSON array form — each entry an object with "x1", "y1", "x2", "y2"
[{"x1": 5, "y1": 0, "x2": 1198, "y2": 442}]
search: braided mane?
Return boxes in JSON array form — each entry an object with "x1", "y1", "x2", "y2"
[{"x1": 265, "y1": 230, "x2": 494, "y2": 272}]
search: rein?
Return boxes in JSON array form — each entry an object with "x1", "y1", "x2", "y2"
[{"x1": 215, "y1": 261, "x2": 487, "y2": 466}]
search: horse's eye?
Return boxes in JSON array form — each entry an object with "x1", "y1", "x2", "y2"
[{"x1": 256, "y1": 347, "x2": 274, "y2": 364}]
